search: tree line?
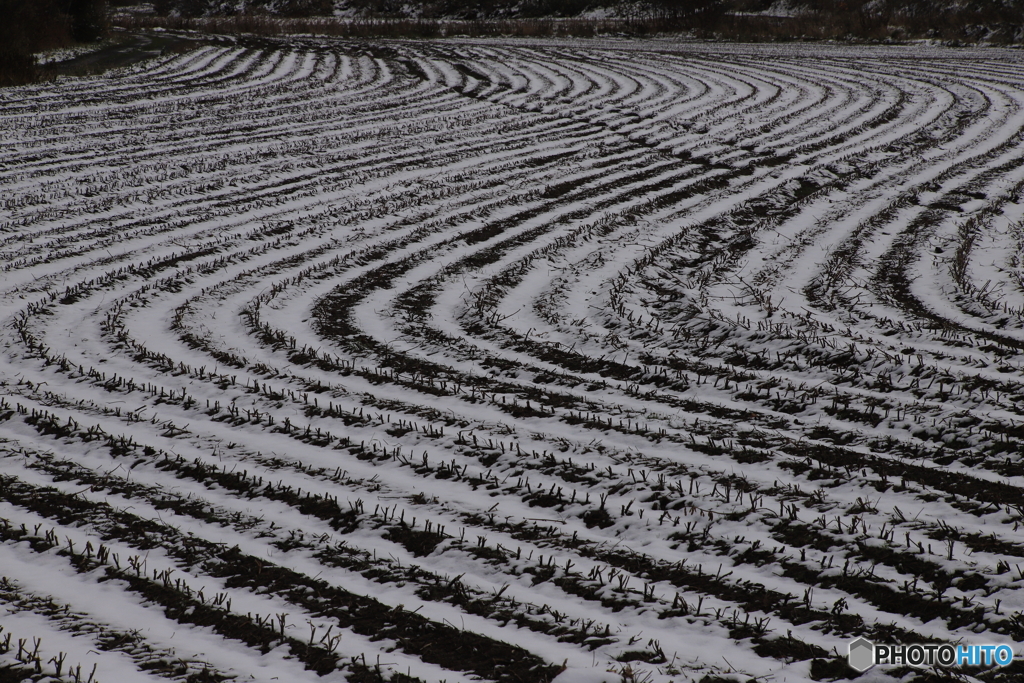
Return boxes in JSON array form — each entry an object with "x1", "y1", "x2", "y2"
[
  {"x1": 146, "y1": 0, "x2": 1023, "y2": 42},
  {"x1": 0, "y1": 0, "x2": 108, "y2": 86}
]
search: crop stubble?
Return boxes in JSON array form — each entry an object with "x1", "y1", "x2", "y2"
[{"x1": 2, "y1": 35, "x2": 1024, "y2": 683}]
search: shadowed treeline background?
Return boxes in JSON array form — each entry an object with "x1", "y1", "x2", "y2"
[
  {"x1": 0, "y1": 0, "x2": 108, "y2": 85},
  {"x1": 139, "y1": 0, "x2": 1024, "y2": 43},
  {"x1": 4, "y1": 0, "x2": 1024, "y2": 87}
]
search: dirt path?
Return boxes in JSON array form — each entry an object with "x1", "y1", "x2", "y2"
[{"x1": 46, "y1": 30, "x2": 225, "y2": 78}]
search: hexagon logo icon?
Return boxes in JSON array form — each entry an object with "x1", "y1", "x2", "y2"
[{"x1": 848, "y1": 637, "x2": 875, "y2": 672}]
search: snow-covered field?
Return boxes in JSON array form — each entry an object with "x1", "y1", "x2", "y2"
[{"x1": 2, "y1": 34, "x2": 1024, "y2": 683}]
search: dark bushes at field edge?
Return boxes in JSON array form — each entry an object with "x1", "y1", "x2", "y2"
[
  {"x1": 0, "y1": 0, "x2": 108, "y2": 87},
  {"x1": 141, "y1": 0, "x2": 1024, "y2": 43}
]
